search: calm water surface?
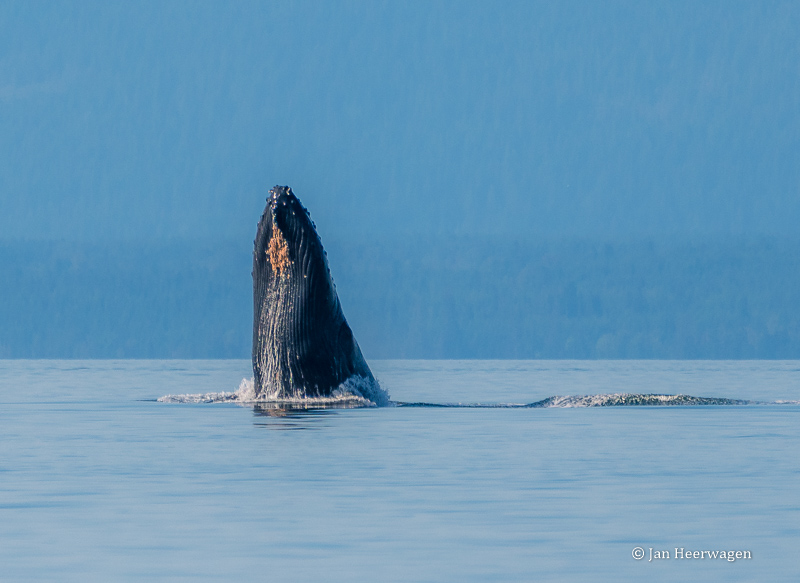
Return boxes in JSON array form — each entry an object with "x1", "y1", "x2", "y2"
[{"x1": 1, "y1": 360, "x2": 798, "y2": 582}]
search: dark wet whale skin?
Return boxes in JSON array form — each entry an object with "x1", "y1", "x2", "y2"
[{"x1": 252, "y1": 186, "x2": 375, "y2": 399}]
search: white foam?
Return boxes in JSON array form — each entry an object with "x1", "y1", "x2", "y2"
[
  {"x1": 157, "y1": 391, "x2": 239, "y2": 404},
  {"x1": 535, "y1": 393, "x2": 750, "y2": 407},
  {"x1": 158, "y1": 375, "x2": 389, "y2": 407}
]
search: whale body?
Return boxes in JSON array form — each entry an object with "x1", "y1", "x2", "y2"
[{"x1": 252, "y1": 186, "x2": 386, "y2": 405}]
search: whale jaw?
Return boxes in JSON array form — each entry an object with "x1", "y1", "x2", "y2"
[{"x1": 252, "y1": 186, "x2": 384, "y2": 404}]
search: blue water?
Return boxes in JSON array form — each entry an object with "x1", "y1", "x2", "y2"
[{"x1": 1, "y1": 360, "x2": 798, "y2": 581}]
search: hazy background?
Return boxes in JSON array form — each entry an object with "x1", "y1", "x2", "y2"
[{"x1": 1, "y1": 0, "x2": 798, "y2": 358}]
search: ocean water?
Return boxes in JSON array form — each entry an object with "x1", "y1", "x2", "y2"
[{"x1": 1, "y1": 359, "x2": 798, "y2": 582}]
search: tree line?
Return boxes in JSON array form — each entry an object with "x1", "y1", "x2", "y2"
[{"x1": 1, "y1": 236, "x2": 798, "y2": 359}]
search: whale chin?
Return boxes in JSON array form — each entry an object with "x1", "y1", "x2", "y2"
[{"x1": 252, "y1": 185, "x2": 387, "y2": 405}]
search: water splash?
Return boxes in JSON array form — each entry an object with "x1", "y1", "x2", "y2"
[
  {"x1": 159, "y1": 385, "x2": 797, "y2": 409},
  {"x1": 158, "y1": 375, "x2": 388, "y2": 408},
  {"x1": 394, "y1": 393, "x2": 780, "y2": 408},
  {"x1": 528, "y1": 393, "x2": 754, "y2": 407}
]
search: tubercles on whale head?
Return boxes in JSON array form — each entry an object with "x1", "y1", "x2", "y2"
[
  {"x1": 266, "y1": 185, "x2": 319, "y2": 233},
  {"x1": 267, "y1": 185, "x2": 293, "y2": 208},
  {"x1": 258, "y1": 185, "x2": 310, "y2": 279},
  {"x1": 267, "y1": 185, "x2": 303, "y2": 220}
]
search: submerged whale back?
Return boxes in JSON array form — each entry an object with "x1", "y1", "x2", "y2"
[{"x1": 252, "y1": 186, "x2": 376, "y2": 400}]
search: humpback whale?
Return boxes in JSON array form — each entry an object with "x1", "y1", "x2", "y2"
[{"x1": 252, "y1": 186, "x2": 387, "y2": 405}]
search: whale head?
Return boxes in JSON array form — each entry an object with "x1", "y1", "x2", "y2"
[
  {"x1": 252, "y1": 185, "x2": 384, "y2": 404},
  {"x1": 256, "y1": 186, "x2": 327, "y2": 284}
]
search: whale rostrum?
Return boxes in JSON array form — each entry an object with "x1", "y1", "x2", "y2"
[{"x1": 252, "y1": 186, "x2": 386, "y2": 405}]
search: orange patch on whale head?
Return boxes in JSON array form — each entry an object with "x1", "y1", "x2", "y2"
[{"x1": 267, "y1": 223, "x2": 291, "y2": 276}]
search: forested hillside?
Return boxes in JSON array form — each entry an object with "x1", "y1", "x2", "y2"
[{"x1": 2, "y1": 237, "x2": 798, "y2": 359}]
